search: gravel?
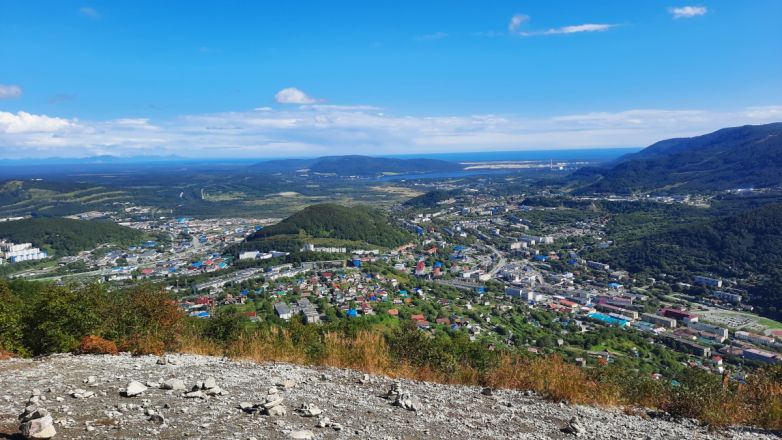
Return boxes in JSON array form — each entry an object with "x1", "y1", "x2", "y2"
[{"x1": 0, "y1": 353, "x2": 775, "y2": 439}]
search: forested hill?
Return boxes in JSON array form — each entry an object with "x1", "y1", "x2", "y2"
[
  {"x1": 0, "y1": 218, "x2": 143, "y2": 256},
  {"x1": 589, "y1": 203, "x2": 782, "y2": 319},
  {"x1": 578, "y1": 122, "x2": 782, "y2": 194},
  {"x1": 252, "y1": 155, "x2": 462, "y2": 176},
  {"x1": 244, "y1": 203, "x2": 410, "y2": 248},
  {"x1": 403, "y1": 190, "x2": 458, "y2": 208}
]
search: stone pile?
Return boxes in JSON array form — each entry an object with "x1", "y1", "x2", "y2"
[
  {"x1": 562, "y1": 416, "x2": 586, "y2": 437},
  {"x1": 238, "y1": 386, "x2": 290, "y2": 416},
  {"x1": 155, "y1": 354, "x2": 181, "y2": 366},
  {"x1": 18, "y1": 389, "x2": 56, "y2": 439},
  {"x1": 385, "y1": 382, "x2": 420, "y2": 412},
  {"x1": 262, "y1": 386, "x2": 286, "y2": 416},
  {"x1": 184, "y1": 377, "x2": 223, "y2": 398},
  {"x1": 315, "y1": 416, "x2": 343, "y2": 431},
  {"x1": 296, "y1": 403, "x2": 322, "y2": 417}
]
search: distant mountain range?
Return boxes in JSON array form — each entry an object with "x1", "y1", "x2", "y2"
[
  {"x1": 252, "y1": 155, "x2": 463, "y2": 176},
  {"x1": 576, "y1": 122, "x2": 782, "y2": 194}
]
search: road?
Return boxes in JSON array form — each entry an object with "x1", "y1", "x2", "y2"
[{"x1": 485, "y1": 244, "x2": 506, "y2": 277}]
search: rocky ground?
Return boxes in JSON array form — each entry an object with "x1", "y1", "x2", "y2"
[{"x1": 0, "y1": 353, "x2": 776, "y2": 439}]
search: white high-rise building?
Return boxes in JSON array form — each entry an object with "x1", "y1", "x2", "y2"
[{"x1": 0, "y1": 241, "x2": 48, "y2": 263}]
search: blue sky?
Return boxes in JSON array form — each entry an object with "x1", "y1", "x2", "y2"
[{"x1": 0, "y1": 0, "x2": 780, "y2": 158}]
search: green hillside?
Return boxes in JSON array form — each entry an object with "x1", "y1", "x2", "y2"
[
  {"x1": 244, "y1": 203, "x2": 410, "y2": 250},
  {"x1": 404, "y1": 190, "x2": 458, "y2": 208},
  {"x1": 589, "y1": 203, "x2": 782, "y2": 319},
  {"x1": 578, "y1": 123, "x2": 782, "y2": 194},
  {"x1": 0, "y1": 218, "x2": 144, "y2": 256}
]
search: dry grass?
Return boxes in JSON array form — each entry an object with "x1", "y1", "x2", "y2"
[
  {"x1": 321, "y1": 331, "x2": 390, "y2": 374},
  {"x1": 173, "y1": 325, "x2": 782, "y2": 431},
  {"x1": 483, "y1": 354, "x2": 620, "y2": 405},
  {"x1": 225, "y1": 328, "x2": 309, "y2": 365}
]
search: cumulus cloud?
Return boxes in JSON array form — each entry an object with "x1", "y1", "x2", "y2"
[
  {"x1": 0, "y1": 111, "x2": 76, "y2": 134},
  {"x1": 0, "y1": 84, "x2": 22, "y2": 99},
  {"x1": 79, "y1": 7, "x2": 101, "y2": 19},
  {"x1": 508, "y1": 14, "x2": 530, "y2": 34},
  {"x1": 274, "y1": 87, "x2": 318, "y2": 104},
  {"x1": 669, "y1": 6, "x2": 708, "y2": 18},
  {"x1": 1, "y1": 104, "x2": 781, "y2": 159}
]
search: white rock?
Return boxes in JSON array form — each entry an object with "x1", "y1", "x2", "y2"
[
  {"x1": 263, "y1": 397, "x2": 284, "y2": 409},
  {"x1": 161, "y1": 379, "x2": 186, "y2": 391},
  {"x1": 288, "y1": 429, "x2": 314, "y2": 439},
  {"x1": 202, "y1": 377, "x2": 217, "y2": 389},
  {"x1": 276, "y1": 379, "x2": 296, "y2": 389},
  {"x1": 122, "y1": 380, "x2": 147, "y2": 397},
  {"x1": 266, "y1": 405, "x2": 287, "y2": 416},
  {"x1": 20, "y1": 414, "x2": 56, "y2": 439},
  {"x1": 184, "y1": 390, "x2": 204, "y2": 399}
]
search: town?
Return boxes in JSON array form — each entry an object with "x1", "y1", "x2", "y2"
[{"x1": 4, "y1": 183, "x2": 777, "y2": 385}]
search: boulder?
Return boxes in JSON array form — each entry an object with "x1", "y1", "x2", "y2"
[
  {"x1": 161, "y1": 379, "x2": 186, "y2": 391},
  {"x1": 204, "y1": 386, "x2": 223, "y2": 396},
  {"x1": 202, "y1": 377, "x2": 217, "y2": 390},
  {"x1": 276, "y1": 379, "x2": 296, "y2": 390},
  {"x1": 288, "y1": 430, "x2": 314, "y2": 440},
  {"x1": 20, "y1": 414, "x2": 56, "y2": 439},
  {"x1": 266, "y1": 405, "x2": 287, "y2": 416},
  {"x1": 122, "y1": 380, "x2": 147, "y2": 397}
]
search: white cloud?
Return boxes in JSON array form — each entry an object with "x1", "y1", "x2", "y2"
[
  {"x1": 508, "y1": 14, "x2": 530, "y2": 34},
  {"x1": 274, "y1": 87, "x2": 317, "y2": 104},
  {"x1": 507, "y1": 14, "x2": 615, "y2": 36},
  {"x1": 541, "y1": 24, "x2": 616, "y2": 35},
  {"x1": 669, "y1": 6, "x2": 708, "y2": 18},
  {"x1": 0, "y1": 105, "x2": 780, "y2": 158},
  {"x1": 0, "y1": 111, "x2": 76, "y2": 134},
  {"x1": 79, "y1": 7, "x2": 101, "y2": 20},
  {"x1": 0, "y1": 84, "x2": 22, "y2": 99}
]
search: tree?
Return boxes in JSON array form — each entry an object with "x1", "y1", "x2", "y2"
[
  {"x1": 0, "y1": 283, "x2": 25, "y2": 354},
  {"x1": 25, "y1": 283, "x2": 107, "y2": 354}
]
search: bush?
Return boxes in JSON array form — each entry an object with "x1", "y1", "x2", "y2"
[
  {"x1": 108, "y1": 284, "x2": 185, "y2": 354},
  {"x1": 77, "y1": 335, "x2": 118, "y2": 355},
  {"x1": 25, "y1": 283, "x2": 107, "y2": 355},
  {"x1": 203, "y1": 308, "x2": 249, "y2": 343}
]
